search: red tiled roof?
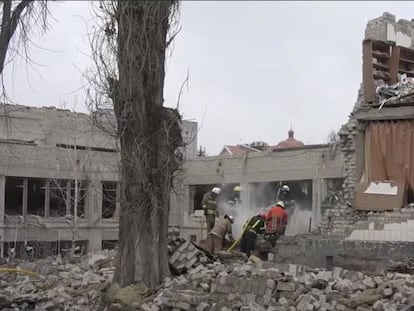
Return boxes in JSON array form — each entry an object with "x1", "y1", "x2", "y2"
[{"x1": 221, "y1": 145, "x2": 260, "y2": 155}]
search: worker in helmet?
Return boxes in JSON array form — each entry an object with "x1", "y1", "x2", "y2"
[
  {"x1": 229, "y1": 185, "x2": 242, "y2": 207},
  {"x1": 278, "y1": 184, "x2": 295, "y2": 215},
  {"x1": 264, "y1": 201, "x2": 288, "y2": 246},
  {"x1": 240, "y1": 214, "x2": 265, "y2": 257},
  {"x1": 206, "y1": 214, "x2": 234, "y2": 253},
  {"x1": 278, "y1": 185, "x2": 290, "y2": 202},
  {"x1": 202, "y1": 187, "x2": 221, "y2": 232}
]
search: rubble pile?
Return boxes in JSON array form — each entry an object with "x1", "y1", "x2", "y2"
[
  {"x1": 142, "y1": 261, "x2": 414, "y2": 311},
  {"x1": 0, "y1": 251, "x2": 115, "y2": 310},
  {"x1": 3, "y1": 238, "x2": 414, "y2": 311},
  {"x1": 168, "y1": 239, "x2": 211, "y2": 275},
  {"x1": 376, "y1": 74, "x2": 414, "y2": 106}
]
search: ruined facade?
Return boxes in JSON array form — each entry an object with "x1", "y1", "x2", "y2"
[
  {"x1": 319, "y1": 13, "x2": 414, "y2": 237},
  {"x1": 170, "y1": 144, "x2": 345, "y2": 242},
  {"x1": 0, "y1": 104, "x2": 197, "y2": 257}
]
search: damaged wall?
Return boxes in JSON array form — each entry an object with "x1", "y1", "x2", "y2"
[
  {"x1": 0, "y1": 104, "x2": 197, "y2": 257},
  {"x1": 319, "y1": 12, "x2": 414, "y2": 236},
  {"x1": 171, "y1": 144, "x2": 345, "y2": 241},
  {"x1": 366, "y1": 12, "x2": 414, "y2": 48}
]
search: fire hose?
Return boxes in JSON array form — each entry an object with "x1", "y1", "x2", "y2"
[
  {"x1": 226, "y1": 218, "x2": 251, "y2": 252},
  {"x1": 0, "y1": 268, "x2": 40, "y2": 276}
]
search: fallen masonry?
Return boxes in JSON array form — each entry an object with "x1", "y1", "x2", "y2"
[
  {"x1": 0, "y1": 250, "x2": 116, "y2": 310},
  {"x1": 3, "y1": 239, "x2": 414, "y2": 311}
]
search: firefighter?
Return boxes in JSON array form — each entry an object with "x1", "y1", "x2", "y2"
[
  {"x1": 229, "y1": 185, "x2": 242, "y2": 206},
  {"x1": 240, "y1": 214, "x2": 265, "y2": 257},
  {"x1": 206, "y1": 215, "x2": 234, "y2": 253},
  {"x1": 278, "y1": 185, "x2": 290, "y2": 203},
  {"x1": 278, "y1": 184, "x2": 295, "y2": 215},
  {"x1": 264, "y1": 201, "x2": 288, "y2": 246},
  {"x1": 202, "y1": 187, "x2": 221, "y2": 232}
]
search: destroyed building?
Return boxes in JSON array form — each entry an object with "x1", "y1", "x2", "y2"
[
  {"x1": 0, "y1": 104, "x2": 197, "y2": 258},
  {"x1": 272, "y1": 13, "x2": 414, "y2": 270},
  {"x1": 170, "y1": 129, "x2": 345, "y2": 242}
]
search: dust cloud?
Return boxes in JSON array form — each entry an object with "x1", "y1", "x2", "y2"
[{"x1": 217, "y1": 185, "x2": 313, "y2": 238}]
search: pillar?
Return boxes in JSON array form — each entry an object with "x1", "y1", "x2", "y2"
[
  {"x1": 87, "y1": 179, "x2": 103, "y2": 252},
  {"x1": 0, "y1": 175, "x2": 5, "y2": 257},
  {"x1": 0, "y1": 175, "x2": 5, "y2": 226},
  {"x1": 312, "y1": 178, "x2": 327, "y2": 230}
]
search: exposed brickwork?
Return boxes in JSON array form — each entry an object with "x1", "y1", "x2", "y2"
[{"x1": 318, "y1": 14, "x2": 414, "y2": 236}]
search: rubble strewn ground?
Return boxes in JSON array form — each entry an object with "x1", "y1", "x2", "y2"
[
  {"x1": 0, "y1": 251, "x2": 115, "y2": 311},
  {"x1": 2, "y1": 240, "x2": 414, "y2": 311}
]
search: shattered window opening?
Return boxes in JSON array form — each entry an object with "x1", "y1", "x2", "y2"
[
  {"x1": 27, "y1": 179, "x2": 46, "y2": 216},
  {"x1": 5, "y1": 177, "x2": 23, "y2": 216},
  {"x1": 102, "y1": 181, "x2": 117, "y2": 219},
  {"x1": 69, "y1": 180, "x2": 88, "y2": 219},
  {"x1": 49, "y1": 179, "x2": 68, "y2": 217},
  {"x1": 190, "y1": 185, "x2": 211, "y2": 214}
]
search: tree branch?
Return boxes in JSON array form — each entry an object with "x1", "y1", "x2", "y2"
[{"x1": 10, "y1": 1, "x2": 32, "y2": 37}]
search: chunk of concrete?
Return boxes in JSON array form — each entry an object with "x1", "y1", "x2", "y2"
[{"x1": 277, "y1": 281, "x2": 296, "y2": 292}]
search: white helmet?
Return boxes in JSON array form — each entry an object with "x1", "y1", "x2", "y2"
[
  {"x1": 281, "y1": 185, "x2": 290, "y2": 192},
  {"x1": 212, "y1": 187, "x2": 221, "y2": 195}
]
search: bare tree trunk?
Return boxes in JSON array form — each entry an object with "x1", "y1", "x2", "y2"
[{"x1": 112, "y1": 1, "x2": 182, "y2": 288}]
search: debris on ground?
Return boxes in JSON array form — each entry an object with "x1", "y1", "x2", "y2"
[
  {"x1": 0, "y1": 250, "x2": 116, "y2": 310},
  {"x1": 2, "y1": 239, "x2": 414, "y2": 310},
  {"x1": 388, "y1": 258, "x2": 414, "y2": 274}
]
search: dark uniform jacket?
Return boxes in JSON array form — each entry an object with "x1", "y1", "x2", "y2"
[
  {"x1": 202, "y1": 192, "x2": 218, "y2": 216},
  {"x1": 245, "y1": 215, "x2": 265, "y2": 235}
]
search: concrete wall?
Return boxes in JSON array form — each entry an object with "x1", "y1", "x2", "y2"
[
  {"x1": 170, "y1": 145, "x2": 345, "y2": 242},
  {"x1": 366, "y1": 12, "x2": 414, "y2": 48},
  {"x1": 273, "y1": 234, "x2": 414, "y2": 273}
]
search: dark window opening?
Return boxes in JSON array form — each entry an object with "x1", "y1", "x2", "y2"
[
  {"x1": 102, "y1": 240, "x2": 118, "y2": 250},
  {"x1": 250, "y1": 180, "x2": 313, "y2": 210},
  {"x1": 5, "y1": 177, "x2": 23, "y2": 215},
  {"x1": 49, "y1": 179, "x2": 68, "y2": 217},
  {"x1": 189, "y1": 235, "x2": 197, "y2": 242},
  {"x1": 69, "y1": 180, "x2": 87, "y2": 218},
  {"x1": 102, "y1": 181, "x2": 117, "y2": 218},
  {"x1": 27, "y1": 179, "x2": 45, "y2": 216},
  {"x1": 189, "y1": 185, "x2": 219, "y2": 214}
]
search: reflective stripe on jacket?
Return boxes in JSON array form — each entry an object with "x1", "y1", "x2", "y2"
[{"x1": 202, "y1": 192, "x2": 217, "y2": 215}]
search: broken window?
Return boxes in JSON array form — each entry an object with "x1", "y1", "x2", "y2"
[
  {"x1": 27, "y1": 179, "x2": 46, "y2": 216},
  {"x1": 69, "y1": 180, "x2": 87, "y2": 218},
  {"x1": 102, "y1": 240, "x2": 118, "y2": 250},
  {"x1": 49, "y1": 179, "x2": 68, "y2": 217},
  {"x1": 5, "y1": 177, "x2": 23, "y2": 215},
  {"x1": 102, "y1": 181, "x2": 118, "y2": 218},
  {"x1": 189, "y1": 185, "x2": 212, "y2": 214}
]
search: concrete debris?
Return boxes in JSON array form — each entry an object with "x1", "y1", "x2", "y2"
[
  {"x1": 168, "y1": 238, "x2": 211, "y2": 275},
  {"x1": 376, "y1": 74, "x2": 414, "y2": 105},
  {"x1": 0, "y1": 250, "x2": 115, "y2": 310},
  {"x1": 3, "y1": 238, "x2": 414, "y2": 310}
]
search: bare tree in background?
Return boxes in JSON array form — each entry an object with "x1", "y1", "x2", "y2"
[
  {"x1": 50, "y1": 122, "x2": 90, "y2": 256},
  {"x1": 89, "y1": 1, "x2": 183, "y2": 288},
  {"x1": 0, "y1": 1, "x2": 49, "y2": 98},
  {"x1": 327, "y1": 130, "x2": 339, "y2": 144}
]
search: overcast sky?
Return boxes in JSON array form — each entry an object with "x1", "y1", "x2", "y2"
[{"x1": 4, "y1": 1, "x2": 414, "y2": 155}]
